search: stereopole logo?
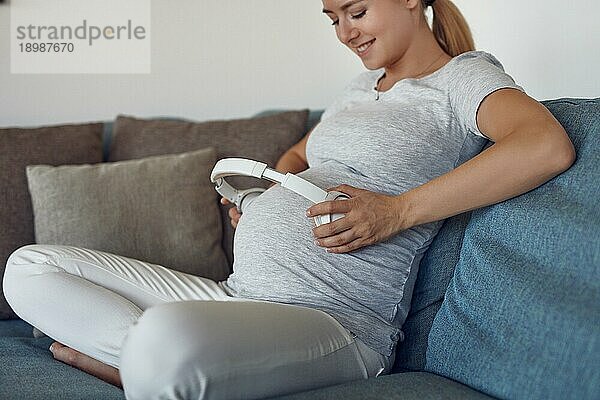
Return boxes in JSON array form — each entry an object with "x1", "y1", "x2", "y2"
[{"x1": 11, "y1": 0, "x2": 151, "y2": 74}]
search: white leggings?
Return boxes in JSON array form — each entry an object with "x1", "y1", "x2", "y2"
[{"x1": 3, "y1": 244, "x2": 393, "y2": 400}]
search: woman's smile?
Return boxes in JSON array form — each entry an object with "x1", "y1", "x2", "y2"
[{"x1": 356, "y1": 39, "x2": 375, "y2": 57}]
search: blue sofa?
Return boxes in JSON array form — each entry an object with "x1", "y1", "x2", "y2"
[{"x1": 1, "y1": 98, "x2": 598, "y2": 399}]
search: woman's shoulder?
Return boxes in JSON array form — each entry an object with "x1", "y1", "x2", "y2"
[{"x1": 447, "y1": 50, "x2": 507, "y2": 72}]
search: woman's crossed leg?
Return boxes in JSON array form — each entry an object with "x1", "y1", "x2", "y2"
[
  {"x1": 3, "y1": 244, "x2": 388, "y2": 399},
  {"x1": 2, "y1": 244, "x2": 240, "y2": 387}
]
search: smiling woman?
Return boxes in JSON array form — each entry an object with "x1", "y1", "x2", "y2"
[
  {"x1": 2, "y1": 1, "x2": 576, "y2": 399},
  {"x1": 322, "y1": 0, "x2": 473, "y2": 73}
]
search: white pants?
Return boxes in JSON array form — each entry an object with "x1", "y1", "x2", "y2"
[{"x1": 3, "y1": 244, "x2": 393, "y2": 400}]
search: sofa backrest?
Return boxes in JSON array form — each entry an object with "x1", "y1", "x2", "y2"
[
  {"x1": 0, "y1": 123, "x2": 104, "y2": 320},
  {"x1": 422, "y1": 98, "x2": 599, "y2": 399},
  {"x1": 392, "y1": 211, "x2": 473, "y2": 372}
]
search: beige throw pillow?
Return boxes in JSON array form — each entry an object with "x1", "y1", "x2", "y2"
[{"x1": 25, "y1": 147, "x2": 229, "y2": 281}]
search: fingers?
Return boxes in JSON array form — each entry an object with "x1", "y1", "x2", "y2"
[
  {"x1": 221, "y1": 198, "x2": 241, "y2": 219},
  {"x1": 311, "y1": 216, "x2": 371, "y2": 253},
  {"x1": 228, "y1": 206, "x2": 241, "y2": 228},
  {"x1": 312, "y1": 221, "x2": 373, "y2": 253},
  {"x1": 306, "y1": 198, "x2": 352, "y2": 218},
  {"x1": 314, "y1": 228, "x2": 357, "y2": 249},
  {"x1": 307, "y1": 184, "x2": 360, "y2": 217},
  {"x1": 222, "y1": 197, "x2": 241, "y2": 229},
  {"x1": 228, "y1": 206, "x2": 240, "y2": 218},
  {"x1": 326, "y1": 184, "x2": 360, "y2": 196},
  {"x1": 312, "y1": 217, "x2": 352, "y2": 239},
  {"x1": 325, "y1": 237, "x2": 370, "y2": 254}
]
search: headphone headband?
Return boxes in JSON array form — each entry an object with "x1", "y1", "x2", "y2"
[
  {"x1": 211, "y1": 158, "x2": 328, "y2": 204},
  {"x1": 211, "y1": 158, "x2": 349, "y2": 226}
]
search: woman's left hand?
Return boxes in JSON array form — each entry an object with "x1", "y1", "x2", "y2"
[{"x1": 306, "y1": 184, "x2": 410, "y2": 253}]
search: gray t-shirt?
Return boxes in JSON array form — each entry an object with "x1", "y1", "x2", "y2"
[{"x1": 225, "y1": 51, "x2": 524, "y2": 357}]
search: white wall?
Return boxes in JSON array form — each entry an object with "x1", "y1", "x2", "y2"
[
  {"x1": 1, "y1": 0, "x2": 598, "y2": 127},
  {"x1": 454, "y1": 0, "x2": 600, "y2": 100}
]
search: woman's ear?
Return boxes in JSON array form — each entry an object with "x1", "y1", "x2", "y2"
[{"x1": 405, "y1": 0, "x2": 422, "y2": 10}]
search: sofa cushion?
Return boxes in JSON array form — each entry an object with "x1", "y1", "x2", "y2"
[
  {"x1": 0, "y1": 123, "x2": 103, "y2": 320},
  {"x1": 109, "y1": 111, "x2": 309, "y2": 266},
  {"x1": 269, "y1": 371, "x2": 494, "y2": 400},
  {"x1": 25, "y1": 148, "x2": 229, "y2": 281},
  {"x1": 1, "y1": 319, "x2": 492, "y2": 400},
  {"x1": 0, "y1": 320, "x2": 125, "y2": 399},
  {"x1": 392, "y1": 212, "x2": 472, "y2": 372},
  {"x1": 425, "y1": 98, "x2": 600, "y2": 399}
]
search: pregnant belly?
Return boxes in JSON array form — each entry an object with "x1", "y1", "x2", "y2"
[
  {"x1": 228, "y1": 165, "x2": 359, "y2": 298},
  {"x1": 226, "y1": 164, "x2": 409, "y2": 303}
]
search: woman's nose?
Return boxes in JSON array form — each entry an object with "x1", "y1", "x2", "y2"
[{"x1": 337, "y1": 20, "x2": 359, "y2": 45}]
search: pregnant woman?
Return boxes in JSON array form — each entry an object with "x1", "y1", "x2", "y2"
[{"x1": 3, "y1": 1, "x2": 575, "y2": 399}]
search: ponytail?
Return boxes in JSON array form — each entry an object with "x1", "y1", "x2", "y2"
[{"x1": 423, "y1": 0, "x2": 475, "y2": 57}]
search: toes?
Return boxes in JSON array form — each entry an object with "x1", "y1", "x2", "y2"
[
  {"x1": 50, "y1": 343, "x2": 79, "y2": 366},
  {"x1": 49, "y1": 341, "x2": 64, "y2": 352}
]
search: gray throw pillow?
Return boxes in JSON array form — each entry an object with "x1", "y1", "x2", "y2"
[
  {"x1": 109, "y1": 110, "x2": 309, "y2": 267},
  {"x1": 25, "y1": 147, "x2": 229, "y2": 282},
  {"x1": 0, "y1": 122, "x2": 103, "y2": 319}
]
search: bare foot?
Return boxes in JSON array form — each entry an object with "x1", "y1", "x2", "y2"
[{"x1": 49, "y1": 341, "x2": 122, "y2": 388}]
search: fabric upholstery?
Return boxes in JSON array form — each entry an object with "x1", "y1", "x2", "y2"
[
  {"x1": 392, "y1": 212, "x2": 472, "y2": 372},
  {"x1": 0, "y1": 319, "x2": 125, "y2": 400},
  {"x1": 25, "y1": 148, "x2": 229, "y2": 281},
  {"x1": 0, "y1": 123, "x2": 103, "y2": 319},
  {"x1": 269, "y1": 371, "x2": 494, "y2": 400},
  {"x1": 1, "y1": 319, "x2": 493, "y2": 400},
  {"x1": 109, "y1": 110, "x2": 309, "y2": 266},
  {"x1": 425, "y1": 98, "x2": 600, "y2": 399},
  {"x1": 102, "y1": 118, "x2": 187, "y2": 162}
]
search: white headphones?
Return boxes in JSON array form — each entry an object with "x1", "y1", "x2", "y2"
[{"x1": 210, "y1": 158, "x2": 349, "y2": 226}]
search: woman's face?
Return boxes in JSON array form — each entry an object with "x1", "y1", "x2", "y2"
[{"x1": 322, "y1": 0, "x2": 420, "y2": 70}]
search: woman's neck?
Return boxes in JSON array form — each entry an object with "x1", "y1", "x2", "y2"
[{"x1": 379, "y1": 28, "x2": 451, "y2": 91}]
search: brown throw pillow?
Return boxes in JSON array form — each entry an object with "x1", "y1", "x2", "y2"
[
  {"x1": 110, "y1": 110, "x2": 309, "y2": 267},
  {"x1": 0, "y1": 123, "x2": 103, "y2": 319},
  {"x1": 26, "y1": 147, "x2": 229, "y2": 283}
]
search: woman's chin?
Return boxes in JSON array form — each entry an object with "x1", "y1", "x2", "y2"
[{"x1": 360, "y1": 58, "x2": 382, "y2": 71}]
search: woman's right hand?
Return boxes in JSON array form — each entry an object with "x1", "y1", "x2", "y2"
[{"x1": 220, "y1": 197, "x2": 242, "y2": 229}]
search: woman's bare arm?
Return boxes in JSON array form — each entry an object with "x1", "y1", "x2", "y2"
[
  {"x1": 309, "y1": 89, "x2": 576, "y2": 253},
  {"x1": 400, "y1": 88, "x2": 576, "y2": 228},
  {"x1": 274, "y1": 127, "x2": 313, "y2": 174}
]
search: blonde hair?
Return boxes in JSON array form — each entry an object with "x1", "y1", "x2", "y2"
[{"x1": 424, "y1": 0, "x2": 475, "y2": 57}]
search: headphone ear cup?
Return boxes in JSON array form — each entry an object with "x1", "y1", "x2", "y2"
[
  {"x1": 313, "y1": 191, "x2": 350, "y2": 227},
  {"x1": 313, "y1": 214, "x2": 330, "y2": 227},
  {"x1": 238, "y1": 188, "x2": 266, "y2": 213},
  {"x1": 239, "y1": 192, "x2": 259, "y2": 213}
]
